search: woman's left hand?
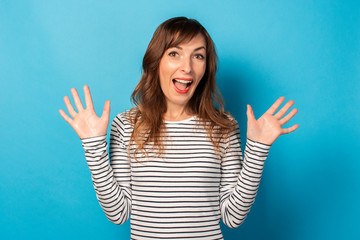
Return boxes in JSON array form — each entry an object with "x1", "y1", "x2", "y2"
[{"x1": 246, "y1": 97, "x2": 299, "y2": 145}]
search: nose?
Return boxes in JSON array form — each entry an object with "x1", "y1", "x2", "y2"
[{"x1": 180, "y1": 56, "x2": 192, "y2": 73}]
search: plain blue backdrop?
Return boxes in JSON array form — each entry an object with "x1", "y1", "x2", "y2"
[{"x1": 1, "y1": 0, "x2": 359, "y2": 239}]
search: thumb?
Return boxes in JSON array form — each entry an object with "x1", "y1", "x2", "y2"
[
  {"x1": 101, "y1": 100, "x2": 111, "y2": 119},
  {"x1": 246, "y1": 104, "x2": 256, "y2": 122}
]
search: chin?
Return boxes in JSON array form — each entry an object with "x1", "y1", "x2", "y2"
[{"x1": 171, "y1": 96, "x2": 192, "y2": 108}]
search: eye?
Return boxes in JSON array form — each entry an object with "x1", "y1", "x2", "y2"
[
  {"x1": 168, "y1": 51, "x2": 178, "y2": 57},
  {"x1": 194, "y1": 54, "x2": 205, "y2": 60}
]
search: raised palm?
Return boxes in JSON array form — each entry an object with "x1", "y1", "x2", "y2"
[
  {"x1": 247, "y1": 97, "x2": 299, "y2": 145},
  {"x1": 59, "y1": 85, "x2": 110, "y2": 139}
]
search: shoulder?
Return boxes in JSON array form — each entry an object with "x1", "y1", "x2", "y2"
[
  {"x1": 111, "y1": 108, "x2": 138, "y2": 132},
  {"x1": 220, "y1": 111, "x2": 240, "y2": 136},
  {"x1": 110, "y1": 109, "x2": 138, "y2": 144},
  {"x1": 223, "y1": 111, "x2": 237, "y2": 123},
  {"x1": 220, "y1": 111, "x2": 239, "y2": 129},
  {"x1": 116, "y1": 109, "x2": 136, "y2": 122}
]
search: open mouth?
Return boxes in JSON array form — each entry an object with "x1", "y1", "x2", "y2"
[{"x1": 172, "y1": 78, "x2": 193, "y2": 93}]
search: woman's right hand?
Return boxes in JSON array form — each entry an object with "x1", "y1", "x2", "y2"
[{"x1": 59, "y1": 85, "x2": 111, "y2": 139}]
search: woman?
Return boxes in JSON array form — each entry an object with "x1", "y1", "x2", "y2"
[{"x1": 59, "y1": 17, "x2": 298, "y2": 240}]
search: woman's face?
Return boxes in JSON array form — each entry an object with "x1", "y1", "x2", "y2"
[{"x1": 159, "y1": 34, "x2": 206, "y2": 112}]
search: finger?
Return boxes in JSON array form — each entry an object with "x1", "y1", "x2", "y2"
[
  {"x1": 280, "y1": 108, "x2": 298, "y2": 126},
  {"x1": 59, "y1": 109, "x2": 73, "y2": 125},
  {"x1": 246, "y1": 104, "x2": 256, "y2": 122},
  {"x1": 101, "y1": 100, "x2": 111, "y2": 119},
  {"x1": 282, "y1": 124, "x2": 299, "y2": 134},
  {"x1": 274, "y1": 100, "x2": 294, "y2": 119},
  {"x1": 71, "y1": 88, "x2": 84, "y2": 112},
  {"x1": 265, "y1": 96, "x2": 285, "y2": 115},
  {"x1": 84, "y1": 85, "x2": 94, "y2": 110},
  {"x1": 64, "y1": 96, "x2": 77, "y2": 118}
]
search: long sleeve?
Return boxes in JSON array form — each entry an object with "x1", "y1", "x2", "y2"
[
  {"x1": 81, "y1": 115, "x2": 132, "y2": 225},
  {"x1": 220, "y1": 123, "x2": 270, "y2": 228}
]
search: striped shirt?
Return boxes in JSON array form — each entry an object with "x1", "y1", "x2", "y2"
[{"x1": 81, "y1": 111, "x2": 270, "y2": 240}]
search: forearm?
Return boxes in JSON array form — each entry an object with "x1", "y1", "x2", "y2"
[
  {"x1": 82, "y1": 135, "x2": 131, "y2": 225},
  {"x1": 221, "y1": 139, "x2": 270, "y2": 228}
]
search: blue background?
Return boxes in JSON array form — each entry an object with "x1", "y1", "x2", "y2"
[{"x1": 1, "y1": 0, "x2": 359, "y2": 239}]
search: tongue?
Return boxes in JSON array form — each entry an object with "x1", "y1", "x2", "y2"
[{"x1": 174, "y1": 81, "x2": 188, "y2": 90}]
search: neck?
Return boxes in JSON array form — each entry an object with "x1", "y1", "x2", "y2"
[{"x1": 163, "y1": 104, "x2": 193, "y2": 122}]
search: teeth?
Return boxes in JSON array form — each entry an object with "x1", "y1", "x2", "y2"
[{"x1": 174, "y1": 79, "x2": 192, "y2": 84}]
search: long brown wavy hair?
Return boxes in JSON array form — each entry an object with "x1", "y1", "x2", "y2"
[{"x1": 130, "y1": 17, "x2": 235, "y2": 160}]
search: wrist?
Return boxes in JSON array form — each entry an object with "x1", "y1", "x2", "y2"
[
  {"x1": 246, "y1": 137, "x2": 273, "y2": 147},
  {"x1": 81, "y1": 135, "x2": 107, "y2": 152}
]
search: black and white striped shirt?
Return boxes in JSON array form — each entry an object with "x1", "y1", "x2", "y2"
[{"x1": 81, "y1": 111, "x2": 270, "y2": 240}]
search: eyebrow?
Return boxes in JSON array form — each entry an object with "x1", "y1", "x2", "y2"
[{"x1": 175, "y1": 46, "x2": 206, "y2": 51}]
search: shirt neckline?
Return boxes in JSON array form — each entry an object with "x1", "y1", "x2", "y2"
[{"x1": 164, "y1": 116, "x2": 196, "y2": 124}]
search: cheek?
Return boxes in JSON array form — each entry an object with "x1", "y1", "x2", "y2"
[
  {"x1": 159, "y1": 59, "x2": 166, "y2": 77},
  {"x1": 195, "y1": 66, "x2": 206, "y2": 87},
  {"x1": 160, "y1": 60, "x2": 177, "y2": 79},
  {"x1": 159, "y1": 63, "x2": 168, "y2": 84},
  {"x1": 197, "y1": 63, "x2": 206, "y2": 79}
]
